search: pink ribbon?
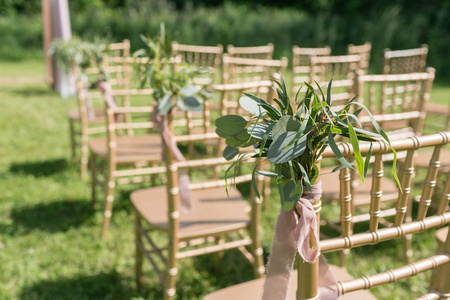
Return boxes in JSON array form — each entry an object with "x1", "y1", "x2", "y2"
[
  {"x1": 262, "y1": 181, "x2": 339, "y2": 300},
  {"x1": 152, "y1": 106, "x2": 192, "y2": 213}
]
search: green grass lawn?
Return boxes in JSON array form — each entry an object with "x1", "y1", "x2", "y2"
[{"x1": 0, "y1": 56, "x2": 448, "y2": 300}]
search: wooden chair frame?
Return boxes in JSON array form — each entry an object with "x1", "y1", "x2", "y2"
[
  {"x1": 291, "y1": 45, "x2": 331, "y2": 96},
  {"x1": 227, "y1": 43, "x2": 274, "y2": 60},
  {"x1": 205, "y1": 132, "x2": 450, "y2": 300},
  {"x1": 348, "y1": 42, "x2": 371, "y2": 75},
  {"x1": 132, "y1": 112, "x2": 265, "y2": 299},
  {"x1": 383, "y1": 44, "x2": 429, "y2": 74},
  {"x1": 221, "y1": 54, "x2": 288, "y2": 85},
  {"x1": 171, "y1": 42, "x2": 223, "y2": 86}
]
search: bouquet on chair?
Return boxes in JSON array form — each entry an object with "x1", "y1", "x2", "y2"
[{"x1": 216, "y1": 74, "x2": 401, "y2": 299}]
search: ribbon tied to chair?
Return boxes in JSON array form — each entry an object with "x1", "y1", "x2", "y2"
[{"x1": 262, "y1": 181, "x2": 339, "y2": 300}]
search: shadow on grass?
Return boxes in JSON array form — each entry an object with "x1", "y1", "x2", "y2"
[
  {"x1": 12, "y1": 85, "x2": 56, "y2": 97},
  {"x1": 20, "y1": 271, "x2": 139, "y2": 300},
  {"x1": 9, "y1": 158, "x2": 69, "y2": 177},
  {"x1": 10, "y1": 199, "x2": 94, "y2": 233}
]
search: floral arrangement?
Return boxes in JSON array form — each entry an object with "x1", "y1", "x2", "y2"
[
  {"x1": 134, "y1": 24, "x2": 206, "y2": 115},
  {"x1": 216, "y1": 75, "x2": 400, "y2": 210}
]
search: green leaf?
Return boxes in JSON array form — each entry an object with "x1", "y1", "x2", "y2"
[
  {"x1": 297, "y1": 163, "x2": 311, "y2": 191},
  {"x1": 259, "y1": 121, "x2": 276, "y2": 156},
  {"x1": 252, "y1": 166, "x2": 262, "y2": 202},
  {"x1": 223, "y1": 145, "x2": 239, "y2": 160},
  {"x1": 267, "y1": 132, "x2": 307, "y2": 164},
  {"x1": 327, "y1": 131, "x2": 355, "y2": 172},
  {"x1": 182, "y1": 96, "x2": 203, "y2": 111},
  {"x1": 180, "y1": 85, "x2": 199, "y2": 96},
  {"x1": 239, "y1": 96, "x2": 267, "y2": 116},
  {"x1": 347, "y1": 119, "x2": 365, "y2": 183},
  {"x1": 157, "y1": 93, "x2": 172, "y2": 115},
  {"x1": 247, "y1": 123, "x2": 268, "y2": 139},
  {"x1": 326, "y1": 78, "x2": 333, "y2": 106},
  {"x1": 310, "y1": 164, "x2": 320, "y2": 184},
  {"x1": 364, "y1": 143, "x2": 373, "y2": 178},
  {"x1": 225, "y1": 129, "x2": 257, "y2": 147},
  {"x1": 256, "y1": 170, "x2": 278, "y2": 178},
  {"x1": 281, "y1": 179, "x2": 303, "y2": 211},
  {"x1": 272, "y1": 116, "x2": 300, "y2": 140},
  {"x1": 215, "y1": 115, "x2": 248, "y2": 138},
  {"x1": 244, "y1": 92, "x2": 282, "y2": 119}
]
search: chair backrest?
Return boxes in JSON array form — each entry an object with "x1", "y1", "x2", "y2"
[
  {"x1": 383, "y1": 44, "x2": 429, "y2": 74},
  {"x1": 222, "y1": 54, "x2": 288, "y2": 84},
  {"x1": 171, "y1": 42, "x2": 224, "y2": 86},
  {"x1": 355, "y1": 67, "x2": 436, "y2": 139},
  {"x1": 291, "y1": 45, "x2": 331, "y2": 96},
  {"x1": 309, "y1": 54, "x2": 361, "y2": 107},
  {"x1": 227, "y1": 43, "x2": 274, "y2": 60},
  {"x1": 295, "y1": 132, "x2": 450, "y2": 299},
  {"x1": 347, "y1": 42, "x2": 371, "y2": 75}
]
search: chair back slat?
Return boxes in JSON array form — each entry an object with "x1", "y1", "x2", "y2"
[
  {"x1": 417, "y1": 145, "x2": 444, "y2": 220},
  {"x1": 369, "y1": 154, "x2": 383, "y2": 232},
  {"x1": 171, "y1": 42, "x2": 223, "y2": 86},
  {"x1": 383, "y1": 44, "x2": 428, "y2": 74},
  {"x1": 394, "y1": 148, "x2": 415, "y2": 226},
  {"x1": 339, "y1": 167, "x2": 352, "y2": 237},
  {"x1": 348, "y1": 42, "x2": 371, "y2": 74},
  {"x1": 227, "y1": 43, "x2": 274, "y2": 60}
]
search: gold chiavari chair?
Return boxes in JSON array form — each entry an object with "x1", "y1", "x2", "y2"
[
  {"x1": 322, "y1": 68, "x2": 436, "y2": 265},
  {"x1": 205, "y1": 132, "x2": 450, "y2": 300},
  {"x1": 68, "y1": 40, "x2": 132, "y2": 178},
  {"x1": 309, "y1": 54, "x2": 361, "y2": 108},
  {"x1": 291, "y1": 45, "x2": 331, "y2": 96},
  {"x1": 131, "y1": 108, "x2": 265, "y2": 300},
  {"x1": 221, "y1": 54, "x2": 288, "y2": 85},
  {"x1": 89, "y1": 86, "x2": 160, "y2": 239},
  {"x1": 383, "y1": 44, "x2": 428, "y2": 74},
  {"x1": 171, "y1": 42, "x2": 223, "y2": 86},
  {"x1": 348, "y1": 42, "x2": 371, "y2": 75},
  {"x1": 227, "y1": 43, "x2": 274, "y2": 60}
]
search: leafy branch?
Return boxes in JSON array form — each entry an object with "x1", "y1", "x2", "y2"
[{"x1": 216, "y1": 74, "x2": 401, "y2": 211}]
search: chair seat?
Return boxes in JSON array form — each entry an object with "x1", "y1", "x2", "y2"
[
  {"x1": 89, "y1": 134, "x2": 163, "y2": 164},
  {"x1": 131, "y1": 185, "x2": 250, "y2": 239},
  {"x1": 321, "y1": 167, "x2": 399, "y2": 207},
  {"x1": 68, "y1": 109, "x2": 106, "y2": 122},
  {"x1": 204, "y1": 265, "x2": 377, "y2": 300},
  {"x1": 425, "y1": 102, "x2": 449, "y2": 115}
]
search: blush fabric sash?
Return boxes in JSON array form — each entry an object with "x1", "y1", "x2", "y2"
[
  {"x1": 152, "y1": 106, "x2": 192, "y2": 213},
  {"x1": 262, "y1": 181, "x2": 339, "y2": 300}
]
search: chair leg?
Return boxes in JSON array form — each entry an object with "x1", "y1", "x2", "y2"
[
  {"x1": 135, "y1": 211, "x2": 144, "y2": 290},
  {"x1": 339, "y1": 248, "x2": 350, "y2": 267},
  {"x1": 101, "y1": 177, "x2": 116, "y2": 239},
  {"x1": 252, "y1": 234, "x2": 265, "y2": 279},
  {"x1": 214, "y1": 236, "x2": 225, "y2": 271},
  {"x1": 164, "y1": 247, "x2": 178, "y2": 300},
  {"x1": 69, "y1": 118, "x2": 77, "y2": 164},
  {"x1": 80, "y1": 132, "x2": 89, "y2": 180},
  {"x1": 90, "y1": 153, "x2": 97, "y2": 209}
]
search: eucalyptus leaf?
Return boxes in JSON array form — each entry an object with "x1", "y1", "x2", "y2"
[
  {"x1": 272, "y1": 116, "x2": 300, "y2": 140},
  {"x1": 267, "y1": 132, "x2": 307, "y2": 164},
  {"x1": 223, "y1": 145, "x2": 239, "y2": 160},
  {"x1": 281, "y1": 179, "x2": 303, "y2": 211},
  {"x1": 182, "y1": 96, "x2": 203, "y2": 112},
  {"x1": 225, "y1": 129, "x2": 258, "y2": 147},
  {"x1": 158, "y1": 93, "x2": 173, "y2": 115},
  {"x1": 180, "y1": 85, "x2": 199, "y2": 97},
  {"x1": 239, "y1": 96, "x2": 267, "y2": 116},
  {"x1": 247, "y1": 123, "x2": 268, "y2": 139},
  {"x1": 215, "y1": 115, "x2": 248, "y2": 138}
]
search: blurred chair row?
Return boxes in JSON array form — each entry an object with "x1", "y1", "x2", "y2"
[{"x1": 65, "y1": 39, "x2": 449, "y2": 299}]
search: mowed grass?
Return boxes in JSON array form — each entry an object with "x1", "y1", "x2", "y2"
[{"x1": 0, "y1": 56, "x2": 448, "y2": 300}]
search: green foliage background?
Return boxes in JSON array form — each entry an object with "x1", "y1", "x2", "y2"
[{"x1": 1, "y1": 0, "x2": 450, "y2": 80}]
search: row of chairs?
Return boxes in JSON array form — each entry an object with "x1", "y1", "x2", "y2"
[{"x1": 65, "y1": 39, "x2": 449, "y2": 299}]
